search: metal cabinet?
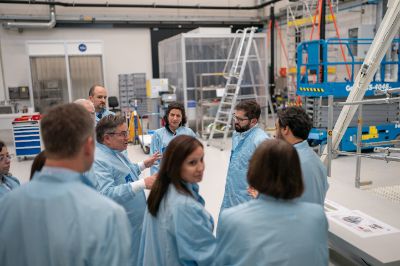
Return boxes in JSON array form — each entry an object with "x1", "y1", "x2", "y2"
[{"x1": 12, "y1": 120, "x2": 41, "y2": 160}]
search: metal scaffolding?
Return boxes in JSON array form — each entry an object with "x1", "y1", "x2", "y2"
[{"x1": 325, "y1": 93, "x2": 400, "y2": 188}]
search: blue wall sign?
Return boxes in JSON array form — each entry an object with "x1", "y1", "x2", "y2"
[{"x1": 78, "y1": 43, "x2": 87, "y2": 52}]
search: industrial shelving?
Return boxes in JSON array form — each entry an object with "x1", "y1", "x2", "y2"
[{"x1": 195, "y1": 73, "x2": 225, "y2": 139}]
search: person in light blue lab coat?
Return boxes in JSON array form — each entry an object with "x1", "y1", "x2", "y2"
[
  {"x1": 220, "y1": 100, "x2": 269, "y2": 212},
  {"x1": 215, "y1": 139, "x2": 329, "y2": 266},
  {"x1": 93, "y1": 114, "x2": 160, "y2": 265},
  {"x1": 74, "y1": 98, "x2": 96, "y2": 121},
  {"x1": 139, "y1": 135, "x2": 216, "y2": 266},
  {"x1": 150, "y1": 101, "x2": 196, "y2": 174},
  {"x1": 89, "y1": 84, "x2": 115, "y2": 124},
  {"x1": 276, "y1": 106, "x2": 329, "y2": 205},
  {"x1": 0, "y1": 104, "x2": 133, "y2": 266},
  {"x1": 0, "y1": 141, "x2": 20, "y2": 198}
]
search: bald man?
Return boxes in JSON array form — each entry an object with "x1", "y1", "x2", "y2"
[
  {"x1": 74, "y1": 99, "x2": 95, "y2": 117},
  {"x1": 88, "y1": 85, "x2": 115, "y2": 124}
]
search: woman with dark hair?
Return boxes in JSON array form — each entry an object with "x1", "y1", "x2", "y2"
[
  {"x1": 138, "y1": 135, "x2": 216, "y2": 265},
  {"x1": 0, "y1": 141, "x2": 20, "y2": 198},
  {"x1": 149, "y1": 102, "x2": 196, "y2": 174},
  {"x1": 215, "y1": 139, "x2": 328, "y2": 266},
  {"x1": 30, "y1": 150, "x2": 46, "y2": 180}
]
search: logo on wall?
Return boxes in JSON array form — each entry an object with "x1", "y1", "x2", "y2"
[{"x1": 78, "y1": 43, "x2": 87, "y2": 52}]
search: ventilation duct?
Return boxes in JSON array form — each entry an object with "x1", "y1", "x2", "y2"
[{"x1": 3, "y1": 2, "x2": 56, "y2": 30}]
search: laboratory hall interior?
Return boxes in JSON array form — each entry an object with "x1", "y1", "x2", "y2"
[{"x1": 1, "y1": 0, "x2": 400, "y2": 265}]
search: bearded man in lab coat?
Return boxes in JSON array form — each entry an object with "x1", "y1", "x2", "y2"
[{"x1": 220, "y1": 100, "x2": 269, "y2": 213}]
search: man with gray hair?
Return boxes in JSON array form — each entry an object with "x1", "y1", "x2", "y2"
[
  {"x1": 0, "y1": 103, "x2": 133, "y2": 266},
  {"x1": 74, "y1": 98, "x2": 95, "y2": 117},
  {"x1": 94, "y1": 114, "x2": 159, "y2": 265}
]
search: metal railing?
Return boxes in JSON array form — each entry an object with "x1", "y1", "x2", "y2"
[{"x1": 326, "y1": 90, "x2": 400, "y2": 188}]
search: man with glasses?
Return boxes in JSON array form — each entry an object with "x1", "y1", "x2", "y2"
[
  {"x1": 0, "y1": 141, "x2": 19, "y2": 198},
  {"x1": 93, "y1": 114, "x2": 159, "y2": 265},
  {"x1": 88, "y1": 84, "x2": 115, "y2": 124},
  {"x1": 220, "y1": 100, "x2": 269, "y2": 213}
]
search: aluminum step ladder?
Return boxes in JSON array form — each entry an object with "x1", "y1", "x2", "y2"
[{"x1": 207, "y1": 27, "x2": 273, "y2": 150}]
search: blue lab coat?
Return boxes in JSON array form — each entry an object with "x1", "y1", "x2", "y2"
[
  {"x1": 0, "y1": 166, "x2": 133, "y2": 266},
  {"x1": 93, "y1": 142, "x2": 146, "y2": 265},
  {"x1": 138, "y1": 182, "x2": 216, "y2": 266},
  {"x1": 0, "y1": 174, "x2": 20, "y2": 198},
  {"x1": 215, "y1": 194, "x2": 329, "y2": 266},
  {"x1": 220, "y1": 125, "x2": 269, "y2": 211},
  {"x1": 150, "y1": 126, "x2": 196, "y2": 174},
  {"x1": 95, "y1": 108, "x2": 115, "y2": 124},
  {"x1": 294, "y1": 140, "x2": 329, "y2": 205}
]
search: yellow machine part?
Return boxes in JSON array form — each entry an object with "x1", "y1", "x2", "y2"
[
  {"x1": 288, "y1": 66, "x2": 336, "y2": 74},
  {"x1": 361, "y1": 126, "x2": 379, "y2": 141},
  {"x1": 288, "y1": 14, "x2": 335, "y2": 27},
  {"x1": 128, "y1": 110, "x2": 143, "y2": 143}
]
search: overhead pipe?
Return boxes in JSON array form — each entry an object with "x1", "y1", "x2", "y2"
[
  {"x1": 3, "y1": 1, "x2": 56, "y2": 29},
  {"x1": 0, "y1": 0, "x2": 281, "y2": 10}
]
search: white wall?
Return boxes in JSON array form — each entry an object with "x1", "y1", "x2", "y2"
[{"x1": 0, "y1": 27, "x2": 152, "y2": 103}]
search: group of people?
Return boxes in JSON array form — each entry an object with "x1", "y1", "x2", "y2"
[{"x1": 0, "y1": 83, "x2": 330, "y2": 266}]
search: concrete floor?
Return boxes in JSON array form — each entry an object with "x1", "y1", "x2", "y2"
[{"x1": 6, "y1": 139, "x2": 400, "y2": 266}]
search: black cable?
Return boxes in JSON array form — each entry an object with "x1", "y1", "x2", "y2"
[{"x1": 0, "y1": 0, "x2": 282, "y2": 10}]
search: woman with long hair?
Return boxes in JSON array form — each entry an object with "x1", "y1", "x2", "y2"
[
  {"x1": 138, "y1": 135, "x2": 215, "y2": 265},
  {"x1": 30, "y1": 150, "x2": 46, "y2": 180},
  {"x1": 215, "y1": 139, "x2": 328, "y2": 265}
]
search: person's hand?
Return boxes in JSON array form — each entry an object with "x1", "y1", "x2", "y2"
[
  {"x1": 144, "y1": 174, "x2": 158, "y2": 189},
  {"x1": 144, "y1": 152, "x2": 162, "y2": 168},
  {"x1": 247, "y1": 186, "x2": 259, "y2": 199}
]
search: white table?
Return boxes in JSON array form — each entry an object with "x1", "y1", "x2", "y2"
[{"x1": 327, "y1": 177, "x2": 400, "y2": 265}]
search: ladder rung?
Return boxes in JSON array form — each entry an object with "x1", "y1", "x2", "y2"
[
  {"x1": 237, "y1": 95, "x2": 257, "y2": 100},
  {"x1": 218, "y1": 111, "x2": 230, "y2": 115},
  {"x1": 239, "y1": 55, "x2": 257, "y2": 59},
  {"x1": 227, "y1": 73, "x2": 240, "y2": 78}
]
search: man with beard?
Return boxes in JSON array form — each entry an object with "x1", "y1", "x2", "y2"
[
  {"x1": 220, "y1": 100, "x2": 269, "y2": 213},
  {"x1": 276, "y1": 106, "x2": 328, "y2": 205},
  {"x1": 89, "y1": 84, "x2": 115, "y2": 124}
]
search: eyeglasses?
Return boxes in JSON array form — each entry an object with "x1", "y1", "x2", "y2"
[
  {"x1": 0, "y1": 155, "x2": 13, "y2": 162},
  {"x1": 232, "y1": 114, "x2": 249, "y2": 122},
  {"x1": 107, "y1": 131, "x2": 128, "y2": 137}
]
